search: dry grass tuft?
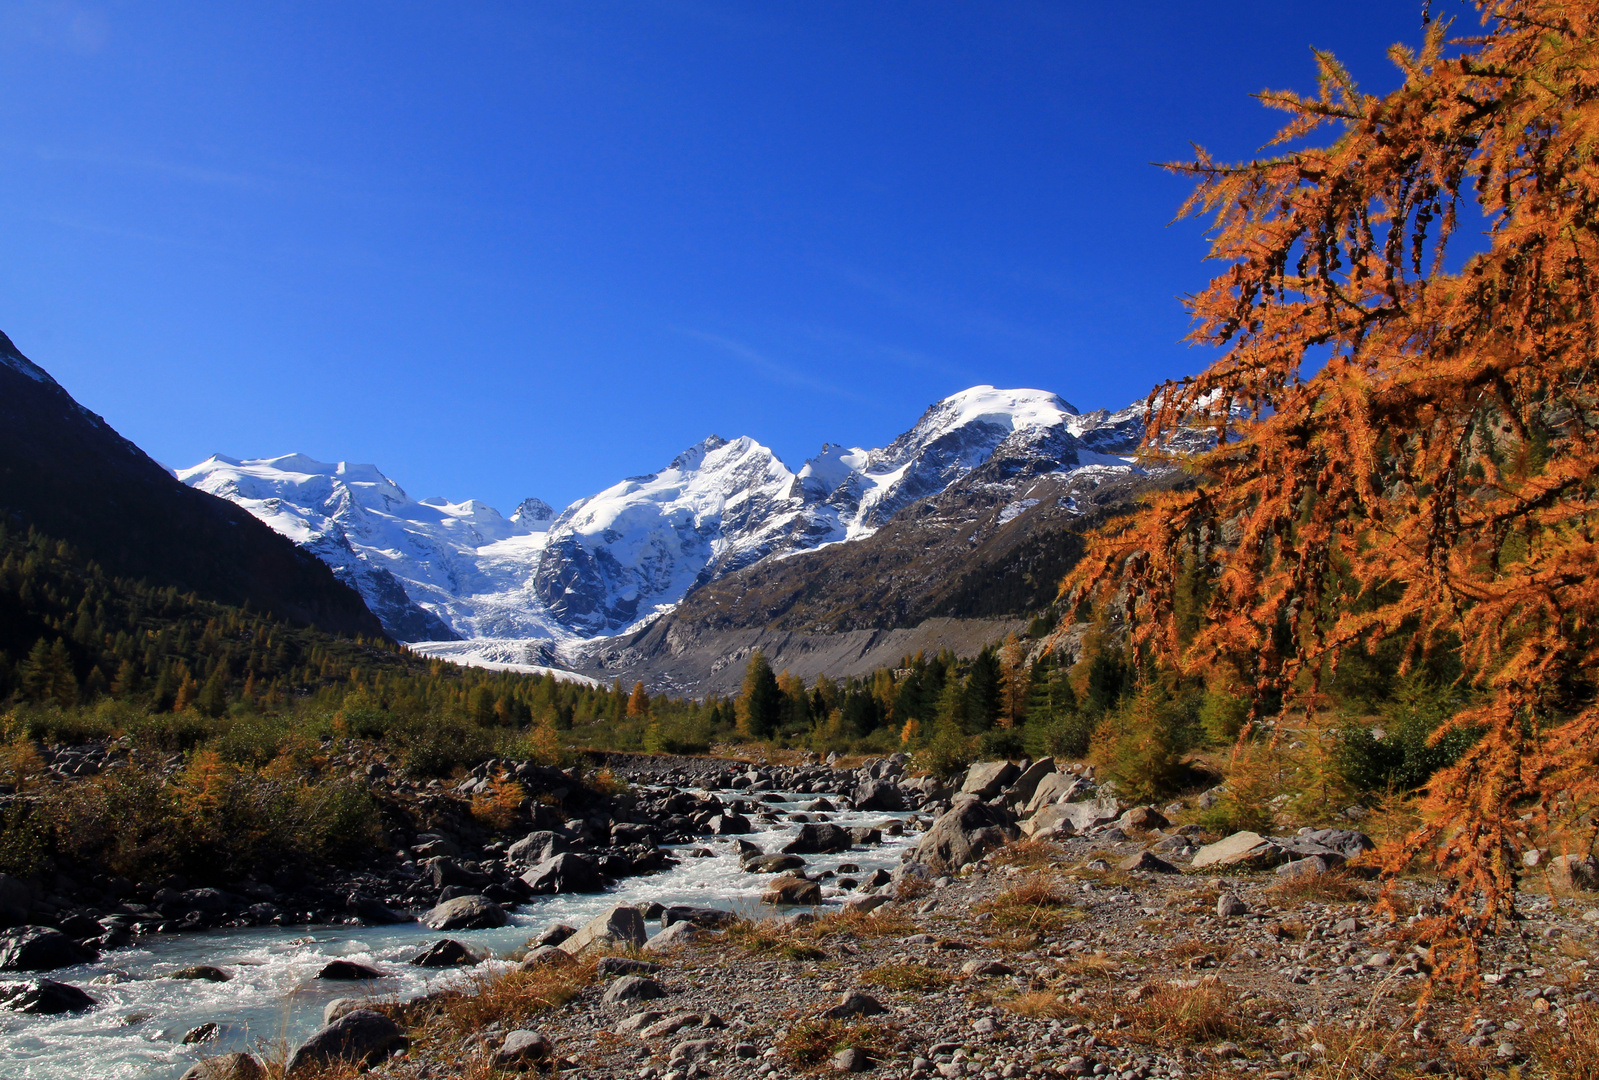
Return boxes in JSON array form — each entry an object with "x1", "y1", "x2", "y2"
[
  {"x1": 990, "y1": 838, "x2": 1063, "y2": 871},
  {"x1": 860, "y1": 963, "x2": 955, "y2": 993},
  {"x1": 776, "y1": 1019, "x2": 897, "y2": 1070},
  {"x1": 721, "y1": 920, "x2": 829, "y2": 961},
  {"x1": 1520, "y1": 1003, "x2": 1599, "y2": 1080},
  {"x1": 1264, "y1": 867, "x2": 1370, "y2": 905},
  {"x1": 1004, "y1": 990, "x2": 1075, "y2": 1019},
  {"x1": 975, "y1": 874, "x2": 1084, "y2": 933},
  {"x1": 1091, "y1": 981, "x2": 1254, "y2": 1045},
  {"x1": 804, "y1": 907, "x2": 917, "y2": 940}
]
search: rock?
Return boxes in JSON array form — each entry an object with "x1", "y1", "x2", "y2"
[
  {"x1": 521, "y1": 852, "x2": 604, "y2": 894},
  {"x1": 1005, "y1": 758, "x2": 1056, "y2": 807},
  {"x1": 565, "y1": 905, "x2": 648, "y2": 955},
  {"x1": 0, "y1": 926, "x2": 94, "y2": 972},
  {"x1": 1191, "y1": 831, "x2": 1289, "y2": 870},
  {"x1": 520, "y1": 946, "x2": 575, "y2": 968},
  {"x1": 615, "y1": 1010, "x2": 665, "y2": 1034},
  {"x1": 833, "y1": 1047, "x2": 872, "y2": 1072},
  {"x1": 184, "y1": 1022, "x2": 221, "y2": 1044},
  {"x1": 709, "y1": 813, "x2": 752, "y2": 835},
  {"x1": 961, "y1": 760, "x2": 1021, "y2": 800},
  {"x1": 323, "y1": 998, "x2": 365, "y2": 1025},
  {"x1": 745, "y1": 854, "x2": 808, "y2": 874},
  {"x1": 179, "y1": 1053, "x2": 266, "y2": 1080},
  {"x1": 1548, "y1": 854, "x2": 1599, "y2": 891},
  {"x1": 853, "y1": 779, "x2": 905, "y2": 811},
  {"x1": 168, "y1": 965, "x2": 232, "y2": 982},
  {"x1": 848, "y1": 827, "x2": 883, "y2": 846},
  {"x1": 533, "y1": 923, "x2": 577, "y2": 947},
  {"x1": 662, "y1": 905, "x2": 738, "y2": 928},
  {"x1": 602, "y1": 975, "x2": 667, "y2": 1005},
  {"x1": 410, "y1": 939, "x2": 487, "y2": 968},
  {"x1": 597, "y1": 956, "x2": 661, "y2": 977},
  {"x1": 961, "y1": 960, "x2": 1015, "y2": 977},
  {"x1": 1019, "y1": 804, "x2": 1078, "y2": 839},
  {"x1": 1118, "y1": 850, "x2": 1179, "y2": 873},
  {"x1": 644, "y1": 921, "x2": 702, "y2": 953},
  {"x1": 1024, "y1": 772, "x2": 1090, "y2": 814},
  {"x1": 913, "y1": 795, "x2": 1020, "y2": 873},
  {"x1": 972, "y1": 1017, "x2": 996, "y2": 1034},
  {"x1": 784, "y1": 823, "x2": 854, "y2": 854},
  {"x1": 1117, "y1": 806, "x2": 1169, "y2": 831},
  {"x1": 859, "y1": 868, "x2": 892, "y2": 890},
  {"x1": 1293, "y1": 828, "x2": 1374, "y2": 860},
  {"x1": 494, "y1": 1030, "x2": 552, "y2": 1067},
  {"x1": 670, "y1": 1038, "x2": 717, "y2": 1064},
  {"x1": 844, "y1": 895, "x2": 891, "y2": 914},
  {"x1": 347, "y1": 896, "x2": 408, "y2": 926},
  {"x1": 764, "y1": 875, "x2": 824, "y2": 905},
  {"x1": 1059, "y1": 798, "x2": 1124, "y2": 834},
  {"x1": 0, "y1": 978, "x2": 96, "y2": 1014},
  {"x1": 316, "y1": 960, "x2": 385, "y2": 981},
  {"x1": 733, "y1": 839, "x2": 764, "y2": 861},
  {"x1": 423, "y1": 895, "x2": 507, "y2": 931},
  {"x1": 824, "y1": 990, "x2": 887, "y2": 1019},
  {"x1": 286, "y1": 1009, "x2": 407, "y2": 1075},
  {"x1": 1276, "y1": 856, "x2": 1331, "y2": 878},
  {"x1": 507, "y1": 830, "x2": 568, "y2": 867},
  {"x1": 1216, "y1": 893, "x2": 1249, "y2": 918}
]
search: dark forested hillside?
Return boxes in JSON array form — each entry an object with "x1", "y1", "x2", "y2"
[{"x1": 0, "y1": 332, "x2": 382, "y2": 637}]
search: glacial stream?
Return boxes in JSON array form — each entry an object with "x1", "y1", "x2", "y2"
[{"x1": 0, "y1": 792, "x2": 923, "y2": 1079}]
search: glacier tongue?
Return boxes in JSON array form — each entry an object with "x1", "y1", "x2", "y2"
[{"x1": 179, "y1": 385, "x2": 1157, "y2": 650}]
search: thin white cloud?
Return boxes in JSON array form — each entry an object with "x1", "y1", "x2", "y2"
[{"x1": 674, "y1": 328, "x2": 870, "y2": 404}]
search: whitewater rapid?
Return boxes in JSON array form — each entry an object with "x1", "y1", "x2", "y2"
[{"x1": 0, "y1": 792, "x2": 922, "y2": 1079}]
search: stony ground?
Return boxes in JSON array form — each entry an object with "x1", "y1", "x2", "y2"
[{"x1": 349, "y1": 832, "x2": 1599, "y2": 1080}]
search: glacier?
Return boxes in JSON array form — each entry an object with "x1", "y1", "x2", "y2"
[{"x1": 179, "y1": 385, "x2": 1154, "y2": 657}]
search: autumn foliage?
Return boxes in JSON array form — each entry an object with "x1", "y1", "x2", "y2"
[{"x1": 1066, "y1": 0, "x2": 1599, "y2": 974}]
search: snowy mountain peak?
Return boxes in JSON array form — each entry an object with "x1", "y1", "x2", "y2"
[{"x1": 511, "y1": 497, "x2": 555, "y2": 525}]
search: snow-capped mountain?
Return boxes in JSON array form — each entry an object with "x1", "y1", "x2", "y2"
[{"x1": 180, "y1": 386, "x2": 1165, "y2": 645}]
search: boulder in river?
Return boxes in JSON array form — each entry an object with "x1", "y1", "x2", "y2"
[
  {"x1": 744, "y1": 853, "x2": 807, "y2": 874},
  {"x1": 521, "y1": 852, "x2": 603, "y2": 895},
  {"x1": 852, "y1": 779, "x2": 904, "y2": 811},
  {"x1": 286, "y1": 1009, "x2": 407, "y2": 1075},
  {"x1": 0, "y1": 977, "x2": 97, "y2": 1014},
  {"x1": 167, "y1": 965, "x2": 232, "y2": 982},
  {"x1": 179, "y1": 1053, "x2": 266, "y2": 1080},
  {"x1": 564, "y1": 905, "x2": 648, "y2": 955},
  {"x1": 410, "y1": 939, "x2": 487, "y2": 968},
  {"x1": 783, "y1": 823, "x2": 853, "y2": 854},
  {"x1": 423, "y1": 894, "x2": 507, "y2": 931},
  {"x1": 762, "y1": 874, "x2": 823, "y2": 906},
  {"x1": 0, "y1": 926, "x2": 94, "y2": 972},
  {"x1": 316, "y1": 960, "x2": 385, "y2": 981}
]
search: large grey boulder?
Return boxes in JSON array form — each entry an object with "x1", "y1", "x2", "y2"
[
  {"x1": 961, "y1": 761, "x2": 1021, "y2": 800},
  {"x1": 0, "y1": 978, "x2": 96, "y2": 1014},
  {"x1": 853, "y1": 779, "x2": 905, "y2": 811},
  {"x1": 1025, "y1": 772, "x2": 1093, "y2": 813},
  {"x1": 643, "y1": 921, "x2": 702, "y2": 953},
  {"x1": 1191, "y1": 831, "x2": 1290, "y2": 870},
  {"x1": 783, "y1": 823, "x2": 853, "y2": 854},
  {"x1": 507, "y1": 830, "x2": 567, "y2": 867},
  {"x1": 422, "y1": 895, "x2": 507, "y2": 931},
  {"x1": 601, "y1": 975, "x2": 667, "y2": 1005},
  {"x1": 0, "y1": 927, "x2": 94, "y2": 972},
  {"x1": 1005, "y1": 758, "x2": 1056, "y2": 807},
  {"x1": 410, "y1": 939, "x2": 487, "y2": 968},
  {"x1": 1019, "y1": 804, "x2": 1077, "y2": 839},
  {"x1": 286, "y1": 1009, "x2": 407, "y2": 1075},
  {"x1": 912, "y1": 794, "x2": 1019, "y2": 873},
  {"x1": 521, "y1": 853, "x2": 603, "y2": 894},
  {"x1": 494, "y1": 1030, "x2": 552, "y2": 1067},
  {"x1": 564, "y1": 905, "x2": 648, "y2": 955}
]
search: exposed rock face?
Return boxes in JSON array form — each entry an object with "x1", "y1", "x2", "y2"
[
  {"x1": 913, "y1": 795, "x2": 1019, "y2": 873},
  {"x1": 286, "y1": 1009, "x2": 408, "y2": 1075},
  {"x1": 423, "y1": 895, "x2": 507, "y2": 931}
]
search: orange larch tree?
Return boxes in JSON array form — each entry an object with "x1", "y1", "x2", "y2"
[{"x1": 1064, "y1": 0, "x2": 1599, "y2": 979}]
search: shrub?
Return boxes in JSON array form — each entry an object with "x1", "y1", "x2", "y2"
[
  {"x1": 1334, "y1": 677, "x2": 1480, "y2": 793},
  {"x1": 1088, "y1": 684, "x2": 1201, "y2": 802}
]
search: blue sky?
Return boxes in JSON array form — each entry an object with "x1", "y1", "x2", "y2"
[{"x1": 0, "y1": 1, "x2": 1434, "y2": 513}]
